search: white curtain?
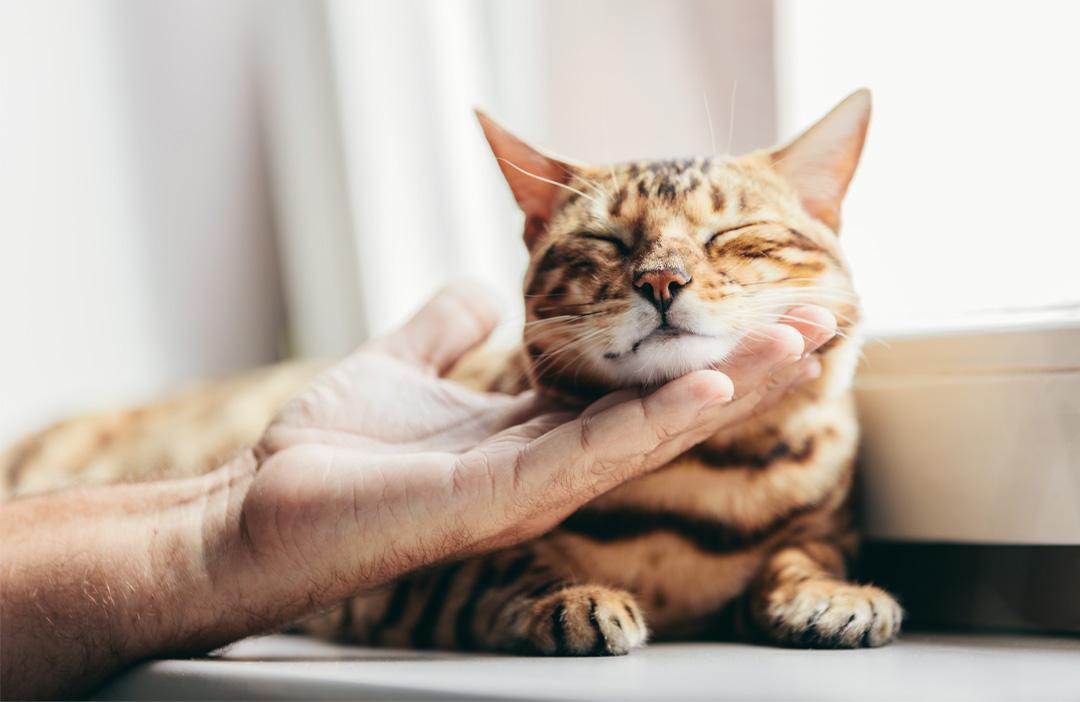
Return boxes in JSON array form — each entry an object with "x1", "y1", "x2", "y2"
[
  {"x1": 264, "y1": 0, "x2": 777, "y2": 353},
  {"x1": 0, "y1": 0, "x2": 282, "y2": 445}
]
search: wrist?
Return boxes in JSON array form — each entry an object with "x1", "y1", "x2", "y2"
[
  {"x1": 178, "y1": 448, "x2": 337, "y2": 649},
  {"x1": 115, "y1": 450, "x2": 264, "y2": 658},
  {"x1": 162, "y1": 450, "x2": 267, "y2": 652}
]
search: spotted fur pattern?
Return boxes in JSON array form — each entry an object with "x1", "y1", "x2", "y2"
[{"x1": 1, "y1": 90, "x2": 901, "y2": 653}]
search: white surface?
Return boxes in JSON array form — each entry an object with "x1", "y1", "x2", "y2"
[
  {"x1": 96, "y1": 633, "x2": 1080, "y2": 701},
  {"x1": 855, "y1": 324, "x2": 1080, "y2": 545}
]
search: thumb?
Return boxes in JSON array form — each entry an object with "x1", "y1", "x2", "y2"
[
  {"x1": 368, "y1": 281, "x2": 500, "y2": 375},
  {"x1": 518, "y1": 370, "x2": 735, "y2": 502}
]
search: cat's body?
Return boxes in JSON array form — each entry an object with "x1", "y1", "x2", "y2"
[{"x1": 1, "y1": 90, "x2": 903, "y2": 652}]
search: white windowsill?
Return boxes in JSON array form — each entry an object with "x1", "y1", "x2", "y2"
[
  {"x1": 94, "y1": 633, "x2": 1080, "y2": 701},
  {"x1": 855, "y1": 318, "x2": 1080, "y2": 545},
  {"x1": 863, "y1": 304, "x2": 1080, "y2": 343}
]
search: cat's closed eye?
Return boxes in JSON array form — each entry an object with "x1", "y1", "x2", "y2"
[
  {"x1": 579, "y1": 232, "x2": 630, "y2": 255},
  {"x1": 706, "y1": 222, "x2": 772, "y2": 248}
]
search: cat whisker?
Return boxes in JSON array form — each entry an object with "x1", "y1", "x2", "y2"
[
  {"x1": 562, "y1": 165, "x2": 611, "y2": 201},
  {"x1": 532, "y1": 301, "x2": 604, "y2": 310},
  {"x1": 523, "y1": 312, "x2": 601, "y2": 325},
  {"x1": 497, "y1": 158, "x2": 599, "y2": 205},
  {"x1": 702, "y1": 90, "x2": 717, "y2": 154},
  {"x1": 530, "y1": 328, "x2": 609, "y2": 380},
  {"x1": 529, "y1": 308, "x2": 605, "y2": 318},
  {"x1": 772, "y1": 314, "x2": 851, "y2": 340},
  {"x1": 740, "y1": 277, "x2": 837, "y2": 287},
  {"x1": 742, "y1": 284, "x2": 859, "y2": 298},
  {"x1": 525, "y1": 291, "x2": 607, "y2": 301}
]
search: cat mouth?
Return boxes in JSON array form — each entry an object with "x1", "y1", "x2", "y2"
[{"x1": 603, "y1": 325, "x2": 713, "y2": 360}]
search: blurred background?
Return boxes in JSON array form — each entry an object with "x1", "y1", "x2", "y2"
[{"x1": 2, "y1": 0, "x2": 1078, "y2": 447}]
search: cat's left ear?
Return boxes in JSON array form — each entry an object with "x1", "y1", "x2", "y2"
[
  {"x1": 769, "y1": 89, "x2": 871, "y2": 232},
  {"x1": 476, "y1": 110, "x2": 577, "y2": 247}
]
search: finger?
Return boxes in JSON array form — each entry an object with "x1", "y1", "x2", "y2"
[
  {"x1": 715, "y1": 324, "x2": 804, "y2": 398},
  {"x1": 368, "y1": 281, "x2": 500, "y2": 375},
  {"x1": 715, "y1": 305, "x2": 837, "y2": 398},
  {"x1": 779, "y1": 304, "x2": 837, "y2": 355},
  {"x1": 517, "y1": 370, "x2": 735, "y2": 500},
  {"x1": 578, "y1": 389, "x2": 641, "y2": 419},
  {"x1": 703, "y1": 353, "x2": 821, "y2": 427},
  {"x1": 747, "y1": 354, "x2": 822, "y2": 415},
  {"x1": 485, "y1": 410, "x2": 580, "y2": 446},
  {"x1": 487, "y1": 391, "x2": 568, "y2": 433}
]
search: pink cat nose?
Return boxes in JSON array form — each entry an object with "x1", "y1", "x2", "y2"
[{"x1": 633, "y1": 268, "x2": 691, "y2": 312}]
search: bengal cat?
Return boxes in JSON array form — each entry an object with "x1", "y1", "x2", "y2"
[{"x1": 1, "y1": 89, "x2": 902, "y2": 653}]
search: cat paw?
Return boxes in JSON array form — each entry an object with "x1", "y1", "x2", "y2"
[
  {"x1": 759, "y1": 579, "x2": 902, "y2": 648},
  {"x1": 519, "y1": 585, "x2": 648, "y2": 656}
]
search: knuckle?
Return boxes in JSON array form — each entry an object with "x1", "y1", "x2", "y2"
[
  {"x1": 511, "y1": 447, "x2": 529, "y2": 492},
  {"x1": 578, "y1": 414, "x2": 597, "y2": 456}
]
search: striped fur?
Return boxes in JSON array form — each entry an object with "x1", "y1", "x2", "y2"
[
  {"x1": 0, "y1": 361, "x2": 324, "y2": 501},
  {"x1": 1, "y1": 90, "x2": 901, "y2": 653}
]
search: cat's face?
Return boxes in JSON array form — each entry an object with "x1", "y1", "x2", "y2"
[{"x1": 479, "y1": 90, "x2": 870, "y2": 397}]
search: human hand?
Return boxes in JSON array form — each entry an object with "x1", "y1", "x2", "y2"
[
  {"x1": 227, "y1": 284, "x2": 836, "y2": 608},
  {"x1": 0, "y1": 284, "x2": 834, "y2": 700}
]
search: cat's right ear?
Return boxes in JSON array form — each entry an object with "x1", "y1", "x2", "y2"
[
  {"x1": 476, "y1": 110, "x2": 574, "y2": 246},
  {"x1": 768, "y1": 89, "x2": 871, "y2": 232}
]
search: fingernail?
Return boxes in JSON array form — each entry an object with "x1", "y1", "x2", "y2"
[
  {"x1": 701, "y1": 373, "x2": 736, "y2": 409},
  {"x1": 704, "y1": 390, "x2": 735, "y2": 410},
  {"x1": 773, "y1": 352, "x2": 802, "y2": 374},
  {"x1": 801, "y1": 356, "x2": 822, "y2": 380}
]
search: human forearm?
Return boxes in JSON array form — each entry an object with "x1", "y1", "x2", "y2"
[{"x1": 0, "y1": 453, "x2": 271, "y2": 699}]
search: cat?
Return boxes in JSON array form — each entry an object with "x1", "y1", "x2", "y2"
[{"x1": 1, "y1": 89, "x2": 902, "y2": 653}]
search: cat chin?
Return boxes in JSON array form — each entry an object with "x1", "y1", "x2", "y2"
[{"x1": 597, "y1": 333, "x2": 741, "y2": 387}]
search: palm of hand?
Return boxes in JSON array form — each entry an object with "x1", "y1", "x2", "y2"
[
  {"x1": 236, "y1": 286, "x2": 834, "y2": 598},
  {"x1": 265, "y1": 349, "x2": 531, "y2": 453},
  {"x1": 244, "y1": 297, "x2": 570, "y2": 588}
]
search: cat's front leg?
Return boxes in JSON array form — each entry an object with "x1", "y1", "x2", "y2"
[
  {"x1": 307, "y1": 546, "x2": 649, "y2": 655},
  {"x1": 507, "y1": 584, "x2": 648, "y2": 656},
  {"x1": 469, "y1": 551, "x2": 648, "y2": 655},
  {"x1": 750, "y1": 541, "x2": 903, "y2": 648}
]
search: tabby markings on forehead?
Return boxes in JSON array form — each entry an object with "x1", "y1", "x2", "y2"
[
  {"x1": 657, "y1": 179, "x2": 678, "y2": 202},
  {"x1": 626, "y1": 164, "x2": 715, "y2": 202},
  {"x1": 641, "y1": 157, "x2": 705, "y2": 176},
  {"x1": 609, "y1": 187, "x2": 628, "y2": 217},
  {"x1": 710, "y1": 184, "x2": 726, "y2": 212}
]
